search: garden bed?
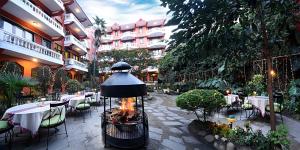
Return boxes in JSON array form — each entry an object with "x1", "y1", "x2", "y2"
[{"x1": 188, "y1": 120, "x2": 287, "y2": 150}]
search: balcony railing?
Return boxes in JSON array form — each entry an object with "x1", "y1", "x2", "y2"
[
  {"x1": 16, "y1": 0, "x2": 64, "y2": 36},
  {"x1": 121, "y1": 43, "x2": 137, "y2": 50},
  {"x1": 65, "y1": 35, "x2": 87, "y2": 54},
  {"x1": 148, "y1": 40, "x2": 167, "y2": 49},
  {"x1": 64, "y1": 13, "x2": 88, "y2": 36},
  {"x1": 147, "y1": 28, "x2": 165, "y2": 37},
  {"x1": 65, "y1": 58, "x2": 88, "y2": 72},
  {"x1": 54, "y1": 0, "x2": 64, "y2": 10},
  {"x1": 101, "y1": 35, "x2": 113, "y2": 41},
  {"x1": 0, "y1": 29, "x2": 63, "y2": 64},
  {"x1": 121, "y1": 32, "x2": 136, "y2": 41}
]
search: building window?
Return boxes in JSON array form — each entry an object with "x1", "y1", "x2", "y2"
[
  {"x1": 115, "y1": 31, "x2": 118, "y2": 36},
  {"x1": 54, "y1": 43, "x2": 62, "y2": 53},
  {"x1": 139, "y1": 27, "x2": 143, "y2": 33},
  {"x1": 64, "y1": 51, "x2": 69, "y2": 59},
  {"x1": 140, "y1": 38, "x2": 144, "y2": 44},
  {"x1": 114, "y1": 40, "x2": 119, "y2": 47},
  {"x1": 42, "y1": 38, "x2": 51, "y2": 49},
  {"x1": 0, "y1": 17, "x2": 3, "y2": 29}
]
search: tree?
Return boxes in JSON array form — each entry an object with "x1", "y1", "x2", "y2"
[
  {"x1": 161, "y1": 0, "x2": 299, "y2": 130},
  {"x1": 98, "y1": 49, "x2": 157, "y2": 79},
  {"x1": 0, "y1": 72, "x2": 37, "y2": 108},
  {"x1": 33, "y1": 66, "x2": 52, "y2": 96},
  {"x1": 92, "y1": 16, "x2": 106, "y2": 89},
  {"x1": 53, "y1": 68, "x2": 69, "y2": 93},
  {"x1": 176, "y1": 89, "x2": 226, "y2": 121}
]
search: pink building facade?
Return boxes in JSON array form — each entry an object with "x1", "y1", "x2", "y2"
[
  {"x1": 98, "y1": 19, "x2": 167, "y2": 83},
  {"x1": 99, "y1": 19, "x2": 167, "y2": 60}
]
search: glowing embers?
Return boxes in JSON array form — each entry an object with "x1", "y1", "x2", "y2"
[{"x1": 110, "y1": 98, "x2": 140, "y2": 124}]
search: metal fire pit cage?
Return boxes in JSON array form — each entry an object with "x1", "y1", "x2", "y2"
[{"x1": 100, "y1": 61, "x2": 149, "y2": 149}]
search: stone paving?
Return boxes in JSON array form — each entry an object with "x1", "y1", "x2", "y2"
[
  {"x1": 0, "y1": 93, "x2": 213, "y2": 150},
  {"x1": 2, "y1": 93, "x2": 300, "y2": 150}
]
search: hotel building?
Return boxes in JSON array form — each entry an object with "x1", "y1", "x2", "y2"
[
  {"x1": 0, "y1": 0, "x2": 92, "y2": 82},
  {"x1": 98, "y1": 19, "x2": 167, "y2": 83}
]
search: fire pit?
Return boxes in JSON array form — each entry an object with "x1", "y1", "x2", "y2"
[{"x1": 100, "y1": 62, "x2": 148, "y2": 149}]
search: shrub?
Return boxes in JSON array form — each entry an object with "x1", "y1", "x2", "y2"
[
  {"x1": 66, "y1": 79, "x2": 81, "y2": 94},
  {"x1": 176, "y1": 89, "x2": 226, "y2": 121},
  {"x1": 245, "y1": 74, "x2": 266, "y2": 96}
]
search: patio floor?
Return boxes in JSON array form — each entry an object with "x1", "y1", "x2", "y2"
[{"x1": 1, "y1": 93, "x2": 300, "y2": 150}]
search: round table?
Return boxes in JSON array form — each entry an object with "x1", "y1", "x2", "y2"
[
  {"x1": 2, "y1": 101, "x2": 58, "y2": 135},
  {"x1": 246, "y1": 96, "x2": 269, "y2": 117}
]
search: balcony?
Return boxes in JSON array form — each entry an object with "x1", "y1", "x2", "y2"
[
  {"x1": 39, "y1": 0, "x2": 64, "y2": 12},
  {"x1": 101, "y1": 35, "x2": 113, "y2": 43},
  {"x1": 64, "y1": 35, "x2": 87, "y2": 55},
  {"x1": 147, "y1": 28, "x2": 165, "y2": 38},
  {"x1": 64, "y1": 13, "x2": 88, "y2": 37},
  {"x1": 120, "y1": 43, "x2": 137, "y2": 50},
  {"x1": 65, "y1": 58, "x2": 88, "y2": 72},
  {"x1": 120, "y1": 32, "x2": 136, "y2": 41},
  {"x1": 0, "y1": 29, "x2": 63, "y2": 65},
  {"x1": 2, "y1": 0, "x2": 65, "y2": 37},
  {"x1": 148, "y1": 40, "x2": 167, "y2": 49}
]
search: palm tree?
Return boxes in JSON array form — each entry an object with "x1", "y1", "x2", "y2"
[
  {"x1": 92, "y1": 16, "x2": 106, "y2": 89},
  {"x1": 0, "y1": 72, "x2": 37, "y2": 108}
]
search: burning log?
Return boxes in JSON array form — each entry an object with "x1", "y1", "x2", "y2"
[{"x1": 110, "y1": 98, "x2": 140, "y2": 124}]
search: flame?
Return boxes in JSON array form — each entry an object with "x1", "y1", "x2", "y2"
[{"x1": 120, "y1": 98, "x2": 135, "y2": 112}]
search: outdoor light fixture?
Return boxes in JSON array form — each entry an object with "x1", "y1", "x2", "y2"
[
  {"x1": 253, "y1": 91, "x2": 257, "y2": 96},
  {"x1": 226, "y1": 89, "x2": 230, "y2": 95},
  {"x1": 75, "y1": 8, "x2": 80, "y2": 13},
  {"x1": 32, "y1": 58, "x2": 38, "y2": 62},
  {"x1": 270, "y1": 70, "x2": 276, "y2": 77}
]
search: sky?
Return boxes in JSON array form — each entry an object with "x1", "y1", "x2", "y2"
[{"x1": 77, "y1": 0, "x2": 175, "y2": 39}]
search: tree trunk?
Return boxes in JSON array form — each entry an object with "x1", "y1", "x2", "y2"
[{"x1": 259, "y1": 2, "x2": 276, "y2": 131}]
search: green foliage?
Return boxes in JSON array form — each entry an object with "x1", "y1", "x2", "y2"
[
  {"x1": 198, "y1": 78, "x2": 229, "y2": 91},
  {"x1": 0, "y1": 62, "x2": 22, "y2": 75},
  {"x1": 32, "y1": 66, "x2": 52, "y2": 96},
  {"x1": 65, "y1": 79, "x2": 81, "y2": 94},
  {"x1": 159, "y1": 0, "x2": 299, "y2": 85},
  {"x1": 93, "y1": 16, "x2": 106, "y2": 49},
  {"x1": 245, "y1": 74, "x2": 266, "y2": 96},
  {"x1": 98, "y1": 49, "x2": 157, "y2": 77},
  {"x1": 0, "y1": 72, "x2": 37, "y2": 108},
  {"x1": 88, "y1": 60, "x2": 99, "y2": 89},
  {"x1": 176, "y1": 89, "x2": 225, "y2": 121},
  {"x1": 267, "y1": 125, "x2": 290, "y2": 149},
  {"x1": 53, "y1": 68, "x2": 69, "y2": 92}
]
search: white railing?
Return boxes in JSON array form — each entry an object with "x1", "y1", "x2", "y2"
[
  {"x1": 54, "y1": 0, "x2": 64, "y2": 9},
  {"x1": 64, "y1": 13, "x2": 87, "y2": 35},
  {"x1": 0, "y1": 29, "x2": 62, "y2": 61},
  {"x1": 101, "y1": 35, "x2": 113, "y2": 41},
  {"x1": 121, "y1": 32, "x2": 136, "y2": 37},
  {"x1": 65, "y1": 35, "x2": 87, "y2": 52},
  {"x1": 65, "y1": 58, "x2": 88, "y2": 70},
  {"x1": 17, "y1": 0, "x2": 64, "y2": 35},
  {"x1": 148, "y1": 28, "x2": 164, "y2": 34},
  {"x1": 121, "y1": 43, "x2": 137, "y2": 50}
]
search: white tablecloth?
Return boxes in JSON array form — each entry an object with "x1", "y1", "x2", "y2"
[
  {"x1": 2, "y1": 101, "x2": 58, "y2": 134},
  {"x1": 224, "y1": 94, "x2": 239, "y2": 105},
  {"x1": 68, "y1": 95, "x2": 86, "y2": 108},
  {"x1": 246, "y1": 96, "x2": 269, "y2": 117}
]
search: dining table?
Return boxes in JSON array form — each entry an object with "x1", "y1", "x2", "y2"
[
  {"x1": 2, "y1": 101, "x2": 59, "y2": 135},
  {"x1": 224, "y1": 94, "x2": 240, "y2": 105},
  {"x1": 245, "y1": 96, "x2": 269, "y2": 117}
]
